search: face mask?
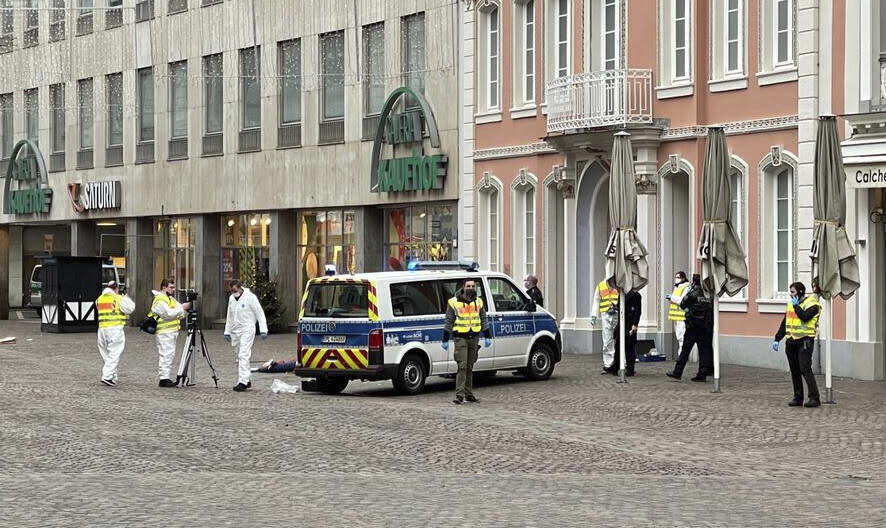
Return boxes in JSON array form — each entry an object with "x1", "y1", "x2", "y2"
[
  {"x1": 464, "y1": 289, "x2": 477, "y2": 301},
  {"x1": 674, "y1": 280, "x2": 681, "y2": 286}
]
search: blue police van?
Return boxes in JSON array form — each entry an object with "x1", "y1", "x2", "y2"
[{"x1": 294, "y1": 262, "x2": 562, "y2": 394}]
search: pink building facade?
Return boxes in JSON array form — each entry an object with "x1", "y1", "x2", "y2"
[{"x1": 466, "y1": 0, "x2": 885, "y2": 380}]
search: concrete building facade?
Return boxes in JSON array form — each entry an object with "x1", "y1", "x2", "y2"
[
  {"x1": 468, "y1": 0, "x2": 884, "y2": 380},
  {"x1": 0, "y1": 0, "x2": 464, "y2": 326}
]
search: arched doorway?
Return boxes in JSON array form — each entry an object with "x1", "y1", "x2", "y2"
[
  {"x1": 576, "y1": 160, "x2": 610, "y2": 322},
  {"x1": 659, "y1": 158, "x2": 695, "y2": 357},
  {"x1": 543, "y1": 172, "x2": 565, "y2": 320}
]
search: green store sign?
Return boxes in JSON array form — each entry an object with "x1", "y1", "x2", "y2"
[
  {"x1": 3, "y1": 139, "x2": 53, "y2": 215},
  {"x1": 370, "y1": 87, "x2": 448, "y2": 193}
]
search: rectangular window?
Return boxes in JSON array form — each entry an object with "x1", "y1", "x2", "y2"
[
  {"x1": 775, "y1": 0, "x2": 792, "y2": 66},
  {"x1": 80, "y1": 0, "x2": 93, "y2": 14},
  {"x1": 402, "y1": 13, "x2": 426, "y2": 98},
  {"x1": 775, "y1": 168, "x2": 792, "y2": 293},
  {"x1": 363, "y1": 23, "x2": 385, "y2": 116},
  {"x1": 240, "y1": 47, "x2": 261, "y2": 130},
  {"x1": 725, "y1": 0, "x2": 742, "y2": 74},
  {"x1": 106, "y1": 73, "x2": 123, "y2": 146},
  {"x1": 50, "y1": 0, "x2": 66, "y2": 41},
  {"x1": 303, "y1": 282, "x2": 368, "y2": 318},
  {"x1": 673, "y1": 0, "x2": 689, "y2": 80},
  {"x1": 279, "y1": 39, "x2": 301, "y2": 125},
  {"x1": 137, "y1": 68, "x2": 154, "y2": 142},
  {"x1": 25, "y1": 88, "x2": 39, "y2": 144},
  {"x1": 1, "y1": 0, "x2": 13, "y2": 49},
  {"x1": 169, "y1": 61, "x2": 188, "y2": 139},
  {"x1": 603, "y1": 0, "x2": 618, "y2": 70},
  {"x1": 0, "y1": 93, "x2": 12, "y2": 159},
  {"x1": 488, "y1": 8, "x2": 499, "y2": 108},
  {"x1": 203, "y1": 54, "x2": 223, "y2": 134},
  {"x1": 50, "y1": 84, "x2": 65, "y2": 154},
  {"x1": 556, "y1": 0, "x2": 569, "y2": 77},
  {"x1": 26, "y1": 0, "x2": 38, "y2": 28},
  {"x1": 390, "y1": 281, "x2": 442, "y2": 317},
  {"x1": 321, "y1": 31, "x2": 344, "y2": 120},
  {"x1": 78, "y1": 78, "x2": 94, "y2": 150},
  {"x1": 525, "y1": 188, "x2": 535, "y2": 277},
  {"x1": 524, "y1": 0, "x2": 535, "y2": 102}
]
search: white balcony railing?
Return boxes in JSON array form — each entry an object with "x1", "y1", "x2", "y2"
[{"x1": 545, "y1": 69, "x2": 654, "y2": 133}]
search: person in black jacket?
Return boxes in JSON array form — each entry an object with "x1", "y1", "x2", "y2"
[
  {"x1": 523, "y1": 275, "x2": 544, "y2": 308},
  {"x1": 606, "y1": 289, "x2": 642, "y2": 376},
  {"x1": 666, "y1": 274, "x2": 713, "y2": 382},
  {"x1": 771, "y1": 281, "x2": 821, "y2": 407}
]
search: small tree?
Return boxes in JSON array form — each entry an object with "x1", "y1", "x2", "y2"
[{"x1": 252, "y1": 277, "x2": 286, "y2": 333}]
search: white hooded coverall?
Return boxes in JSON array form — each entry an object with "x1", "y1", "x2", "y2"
[
  {"x1": 224, "y1": 288, "x2": 268, "y2": 385},
  {"x1": 151, "y1": 290, "x2": 186, "y2": 380},
  {"x1": 97, "y1": 289, "x2": 135, "y2": 382},
  {"x1": 591, "y1": 282, "x2": 619, "y2": 368}
]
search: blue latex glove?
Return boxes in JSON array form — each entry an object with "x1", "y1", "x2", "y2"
[
  {"x1": 791, "y1": 296, "x2": 800, "y2": 306},
  {"x1": 224, "y1": 334, "x2": 232, "y2": 343},
  {"x1": 771, "y1": 341, "x2": 779, "y2": 352},
  {"x1": 441, "y1": 341, "x2": 449, "y2": 352},
  {"x1": 484, "y1": 338, "x2": 493, "y2": 349},
  {"x1": 664, "y1": 294, "x2": 672, "y2": 301},
  {"x1": 260, "y1": 333, "x2": 268, "y2": 340}
]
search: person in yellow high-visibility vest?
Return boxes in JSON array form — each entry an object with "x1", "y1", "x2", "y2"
[
  {"x1": 665, "y1": 271, "x2": 690, "y2": 359},
  {"x1": 442, "y1": 278, "x2": 491, "y2": 404},
  {"x1": 590, "y1": 277, "x2": 620, "y2": 374},
  {"x1": 150, "y1": 279, "x2": 192, "y2": 387},
  {"x1": 771, "y1": 282, "x2": 822, "y2": 408},
  {"x1": 96, "y1": 281, "x2": 135, "y2": 387}
]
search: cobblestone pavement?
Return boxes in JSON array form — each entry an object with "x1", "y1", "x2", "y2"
[{"x1": 0, "y1": 320, "x2": 884, "y2": 527}]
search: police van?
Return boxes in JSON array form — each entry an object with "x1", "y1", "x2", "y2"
[{"x1": 294, "y1": 262, "x2": 562, "y2": 395}]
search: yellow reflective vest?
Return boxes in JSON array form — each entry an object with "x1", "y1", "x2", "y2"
[
  {"x1": 668, "y1": 283, "x2": 689, "y2": 321},
  {"x1": 150, "y1": 294, "x2": 184, "y2": 334},
  {"x1": 596, "y1": 280, "x2": 619, "y2": 312},
  {"x1": 785, "y1": 296, "x2": 821, "y2": 340},
  {"x1": 448, "y1": 297, "x2": 484, "y2": 334},
  {"x1": 96, "y1": 292, "x2": 127, "y2": 328}
]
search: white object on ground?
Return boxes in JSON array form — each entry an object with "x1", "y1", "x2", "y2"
[{"x1": 270, "y1": 379, "x2": 300, "y2": 394}]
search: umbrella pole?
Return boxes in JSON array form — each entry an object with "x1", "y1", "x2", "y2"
[
  {"x1": 617, "y1": 290, "x2": 627, "y2": 383},
  {"x1": 824, "y1": 298, "x2": 835, "y2": 404},
  {"x1": 712, "y1": 296, "x2": 721, "y2": 393}
]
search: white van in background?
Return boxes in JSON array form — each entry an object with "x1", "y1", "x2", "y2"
[{"x1": 28, "y1": 262, "x2": 124, "y2": 313}]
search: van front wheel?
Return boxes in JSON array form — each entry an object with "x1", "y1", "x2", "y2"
[
  {"x1": 392, "y1": 355, "x2": 427, "y2": 395},
  {"x1": 526, "y1": 343, "x2": 555, "y2": 381}
]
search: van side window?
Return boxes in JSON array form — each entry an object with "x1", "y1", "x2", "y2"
[
  {"x1": 438, "y1": 278, "x2": 487, "y2": 313},
  {"x1": 390, "y1": 281, "x2": 441, "y2": 317},
  {"x1": 488, "y1": 277, "x2": 530, "y2": 312}
]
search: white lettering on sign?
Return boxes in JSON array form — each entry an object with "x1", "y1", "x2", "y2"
[
  {"x1": 499, "y1": 323, "x2": 530, "y2": 335},
  {"x1": 82, "y1": 181, "x2": 121, "y2": 210},
  {"x1": 846, "y1": 166, "x2": 886, "y2": 189}
]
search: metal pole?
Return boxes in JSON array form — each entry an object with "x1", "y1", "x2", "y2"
[
  {"x1": 824, "y1": 297, "x2": 835, "y2": 403},
  {"x1": 617, "y1": 290, "x2": 626, "y2": 383},
  {"x1": 712, "y1": 296, "x2": 721, "y2": 393}
]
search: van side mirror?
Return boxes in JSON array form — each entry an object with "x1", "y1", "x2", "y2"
[{"x1": 526, "y1": 300, "x2": 537, "y2": 312}]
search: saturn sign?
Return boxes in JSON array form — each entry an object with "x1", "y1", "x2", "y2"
[{"x1": 69, "y1": 181, "x2": 122, "y2": 213}]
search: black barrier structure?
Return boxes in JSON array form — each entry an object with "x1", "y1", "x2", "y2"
[{"x1": 40, "y1": 256, "x2": 104, "y2": 333}]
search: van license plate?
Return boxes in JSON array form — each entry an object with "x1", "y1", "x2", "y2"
[{"x1": 322, "y1": 335, "x2": 347, "y2": 344}]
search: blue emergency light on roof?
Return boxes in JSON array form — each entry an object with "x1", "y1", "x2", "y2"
[{"x1": 408, "y1": 260, "x2": 479, "y2": 272}]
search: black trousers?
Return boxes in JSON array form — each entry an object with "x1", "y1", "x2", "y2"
[
  {"x1": 785, "y1": 338, "x2": 820, "y2": 401},
  {"x1": 612, "y1": 325, "x2": 637, "y2": 372},
  {"x1": 673, "y1": 324, "x2": 713, "y2": 377}
]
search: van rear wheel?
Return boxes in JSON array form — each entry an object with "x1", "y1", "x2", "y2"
[
  {"x1": 392, "y1": 355, "x2": 427, "y2": 395},
  {"x1": 317, "y1": 377, "x2": 349, "y2": 395},
  {"x1": 526, "y1": 343, "x2": 555, "y2": 381}
]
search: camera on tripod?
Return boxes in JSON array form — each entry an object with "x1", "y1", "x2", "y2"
[
  {"x1": 180, "y1": 291, "x2": 199, "y2": 326},
  {"x1": 174, "y1": 290, "x2": 219, "y2": 388}
]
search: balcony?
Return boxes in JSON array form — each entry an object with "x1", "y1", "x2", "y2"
[{"x1": 545, "y1": 69, "x2": 653, "y2": 133}]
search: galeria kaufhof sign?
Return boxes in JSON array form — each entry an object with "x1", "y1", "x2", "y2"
[
  {"x1": 3, "y1": 139, "x2": 53, "y2": 215},
  {"x1": 370, "y1": 87, "x2": 448, "y2": 193}
]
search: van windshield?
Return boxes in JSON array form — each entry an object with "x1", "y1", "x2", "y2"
[
  {"x1": 31, "y1": 266, "x2": 41, "y2": 283},
  {"x1": 102, "y1": 268, "x2": 116, "y2": 284},
  {"x1": 303, "y1": 283, "x2": 369, "y2": 318}
]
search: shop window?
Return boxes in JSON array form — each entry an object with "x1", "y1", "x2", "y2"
[
  {"x1": 221, "y1": 213, "x2": 271, "y2": 295},
  {"x1": 384, "y1": 204, "x2": 455, "y2": 271},
  {"x1": 153, "y1": 219, "x2": 196, "y2": 295},
  {"x1": 298, "y1": 210, "x2": 358, "y2": 291},
  {"x1": 390, "y1": 281, "x2": 442, "y2": 317}
]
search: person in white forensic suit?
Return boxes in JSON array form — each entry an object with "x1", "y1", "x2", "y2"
[
  {"x1": 96, "y1": 281, "x2": 135, "y2": 387},
  {"x1": 150, "y1": 279, "x2": 191, "y2": 387},
  {"x1": 224, "y1": 280, "x2": 268, "y2": 392},
  {"x1": 590, "y1": 277, "x2": 620, "y2": 374}
]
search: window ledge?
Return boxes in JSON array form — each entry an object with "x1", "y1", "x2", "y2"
[
  {"x1": 757, "y1": 67, "x2": 798, "y2": 86},
  {"x1": 718, "y1": 297, "x2": 748, "y2": 313},
  {"x1": 475, "y1": 111, "x2": 502, "y2": 124},
  {"x1": 709, "y1": 76, "x2": 748, "y2": 93},
  {"x1": 656, "y1": 83, "x2": 694, "y2": 100},
  {"x1": 756, "y1": 298, "x2": 788, "y2": 314},
  {"x1": 509, "y1": 105, "x2": 537, "y2": 120}
]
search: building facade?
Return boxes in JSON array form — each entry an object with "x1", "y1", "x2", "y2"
[
  {"x1": 468, "y1": 0, "x2": 884, "y2": 380},
  {"x1": 0, "y1": 0, "x2": 464, "y2": 326}
]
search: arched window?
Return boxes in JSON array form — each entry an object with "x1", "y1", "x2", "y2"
[
  {"x1": 477, "y1": 173, "x2": 503, "y2": 272},
  {"x1": 759, "y1": 149, "x2": 797, "y2": 298},
  {"x1": 512, "y1": 170, "x2": 538, "y2": 279}
]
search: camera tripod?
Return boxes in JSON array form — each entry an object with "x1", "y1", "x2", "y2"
[{"x1": 175, "y1": 311, "x2": 219, "y2": 388}]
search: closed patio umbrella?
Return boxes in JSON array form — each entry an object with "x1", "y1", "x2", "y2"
[
  {"x1": 698, "y1": 126, "x2": 748, "y2": 393},
  {"x1": 605, "y1": 132, "x2": 649, "y2": 382},
  {"x1": 810, "y1": 115, "x2": 860, "y2": 404}
]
